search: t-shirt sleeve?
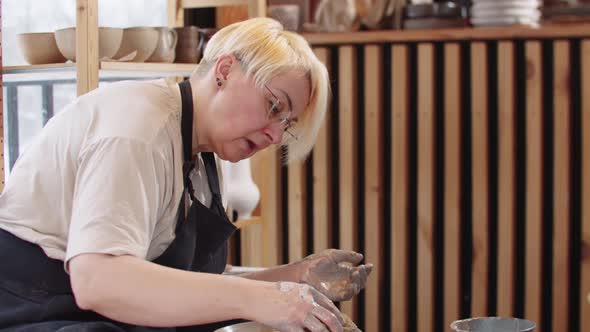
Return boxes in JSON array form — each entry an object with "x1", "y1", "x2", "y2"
[{"x1": 65, "y1": 137, "x2": 166, "y2": 268}]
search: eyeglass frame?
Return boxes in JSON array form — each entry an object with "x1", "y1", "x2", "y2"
[{"x1": 263, "y1": 84, "x2": 298, "y2": 141}]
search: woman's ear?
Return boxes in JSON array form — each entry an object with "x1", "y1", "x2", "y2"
[{"x1": 214, "y1": 54, "x2": 238, "y2": 81}]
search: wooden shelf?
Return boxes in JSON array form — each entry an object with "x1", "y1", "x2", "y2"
[
  {"x1": 302, "y1": 23, "x2": 590, "y2": 45},
  {"x1": 2, "y1": 62, "x2": 197, "y2": 83},
  {"x1": 100, "y1": 61, "x2": 196, "y2": 78},
  {"x1": 2, "y1": 64, "x2": 76, "y2": 83}
]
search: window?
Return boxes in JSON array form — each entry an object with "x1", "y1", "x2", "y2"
[{"x1": 2, "y1": 0, "x2": 167, "y2": 172}]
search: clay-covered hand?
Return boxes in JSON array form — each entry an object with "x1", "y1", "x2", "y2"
[
  {"x1": 298, "y1": 249, "x2": 373, "y2": 302},
  {"x1": 259, "y1": 281, "x2": 345, "y2": 332},
  {"x1": 342, "y1": 313, "x2": 362, "y2": 332}
]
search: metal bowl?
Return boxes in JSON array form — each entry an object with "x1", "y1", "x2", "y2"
[
  {"x1": 214, "y1": 321, "x2": 277, "y2": 332},
  {"x1": 450, "y1": 317, "x2": 535, "y2": 332}
]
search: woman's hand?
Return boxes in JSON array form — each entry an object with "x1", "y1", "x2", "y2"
[
  {"x1": 297, "y1": 249, "x2": 373, "y2": 302},
  {"x1": 257, "y1": 281, "x2": 344, "y2": 332}
]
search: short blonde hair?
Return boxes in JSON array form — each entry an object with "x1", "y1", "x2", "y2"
[{"x1": 195, "y1": 18, "x2": 330, "y2": 163}]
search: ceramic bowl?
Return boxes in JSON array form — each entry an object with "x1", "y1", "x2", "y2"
[
  {"x1": 54, "y1": 27, "x2": 123, "y2": 61},
  {"x1": 113, "y1": 27, "x2": 159, "y2": 62},
  {"x1": 17, "y1": 32, "x2": 67, "y2": 64}
]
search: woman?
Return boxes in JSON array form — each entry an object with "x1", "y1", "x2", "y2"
[{"x1": 0, "y1": 18, "x2": 372, "y2": 332}]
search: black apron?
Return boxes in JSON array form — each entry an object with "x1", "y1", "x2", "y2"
[{"x1": 0, "y1": 80, "x2": 238, "y2": 331}]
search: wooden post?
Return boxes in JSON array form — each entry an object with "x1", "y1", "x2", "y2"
[
  {"x1": 167, "y1": 0, "x2": 184, "y2": 27},
  {"x1": 248, "y1": 0, "x2": 266, "y2": 17},
  {"x1": 216, "y1": 0, "x2": 266, "y2": 28},
  {"x1": 76, "y1": 0, "x2": 99, "y2": 96}
]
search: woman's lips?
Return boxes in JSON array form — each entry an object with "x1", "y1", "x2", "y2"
[{"x1": 245, "y1": 138, "x2": 257, "y2": 154}]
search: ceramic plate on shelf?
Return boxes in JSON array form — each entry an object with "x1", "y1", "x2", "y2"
[
  {"x1": 471, "y1": 15, "x2": 539, "y2": 26},
  {"x1": 472, "y1": 1, "x2": 539, "y2": 12},
  {"x1": 472, "y1": 8, "x2": 541, "y2": 20},
  {"x1": 472, "y1": 0, "x2": 539, "y2": 5}
]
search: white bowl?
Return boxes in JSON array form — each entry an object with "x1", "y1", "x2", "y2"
[
  {"x1": 54, "y1": 27, "x2": 123, "y2": 61},
  {"x1": 17, "y1": 32, "x2": 66, "y2": 64},
  {"x1": 113, "y1": 27, "x2": 159, "y2": 62}
]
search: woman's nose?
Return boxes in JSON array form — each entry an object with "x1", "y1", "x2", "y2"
[{"x1": 263, "y1": 124, "x2": 283, "y2": 145}]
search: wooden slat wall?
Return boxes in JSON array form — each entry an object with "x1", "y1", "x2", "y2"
[
  {"x1": 259, "y1": 148, "x2": 283, "y2": 267},
  {"x1": 288, "y1": 159, "x2": 307, "y2": 262},
  {"x1": 443, "y1": 42, "x2": 462, "y2": 329},
  {"x1": 552, "y1": 40, "x2": 572, "y2": 332},
  {"x1": 338, "y1": 45, "x2": 360, "y2": 321},
  {"x1": 470, "y1": 41, "x2": 490, "y2": 319},
  {"x1": 525, "y1": 40, "x2": 544, "y2": 332},
  {"x1": 391, "y1": 44, "x2": 410, "y2": 332},
  {"x1": 497, "y1": 41, "x2": 517, "y2": 318},
  {"x1": 312, "y1": 48, "x2": 332, "y2": 253},
  {"x1": 237, "y1": 37, "x2": 590, "y2": 332},
  {"x1": 416, "y1": 43, "x2": 435, "y2": 332},
  {"x1": 363, "y1": 44, "x2": 384, "y2": 332}
]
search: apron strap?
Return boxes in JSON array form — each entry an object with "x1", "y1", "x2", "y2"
[
  {"x1": 179, "y1": 80, "x2": 197, "y2": 202},
  {"x1": 178, "y1": 80, "x2": 224, "y2": 214},
  {"x1": 201, "y1": 152, "x2": 225, "y2": 214},
  {"x1": 201, "y1": 152, "x2": 221, "y2": 197},
  {"x1": 179, "y1": 80, "x2": 193, "y2": 163}
]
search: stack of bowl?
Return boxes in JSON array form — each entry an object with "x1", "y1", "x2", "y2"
[
  {"x1": 471, "y1": 0, "x2": 541, "y2": 27},
  {"x1": 112, "y1": 27, "x2": 178, "y2": 63}
]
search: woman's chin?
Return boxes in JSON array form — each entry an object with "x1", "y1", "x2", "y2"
[
  {"x1": 215, "y1": 149, "x2": 246, "y2": 163},
  {"x1": 215, "y1": 143, "x2": 258, "y2": 162}
]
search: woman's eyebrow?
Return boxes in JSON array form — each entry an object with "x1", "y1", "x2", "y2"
[{"x1": 278, "y1": 88, "x2": 293, "y2": 113}]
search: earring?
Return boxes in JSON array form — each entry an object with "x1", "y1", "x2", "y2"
[{"x1": 216, "y1": 77, "x2": 223, "y2": 87}]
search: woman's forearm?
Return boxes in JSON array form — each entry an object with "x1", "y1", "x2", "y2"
[
  {"x1": 69, "y1": 254, "x2": 273, "y2": 327},
  {"x1": 240, "y1": 262, "x2": 303, "y2": 283}
]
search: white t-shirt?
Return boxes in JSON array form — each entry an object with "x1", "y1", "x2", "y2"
[{"x1": 0, "y1": 78, "x2": 226, "y2": 269}]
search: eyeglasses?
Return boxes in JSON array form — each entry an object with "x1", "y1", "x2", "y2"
[{"x1": 264, "y1": 84, "x2": 298, "y2": 141}]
